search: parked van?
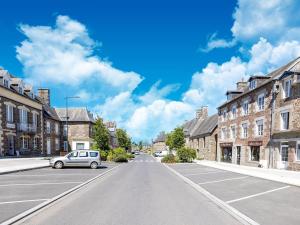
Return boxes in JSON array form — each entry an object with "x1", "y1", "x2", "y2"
[{"x1": 50, "y1": 150, "x2": 101, "y2": 169}]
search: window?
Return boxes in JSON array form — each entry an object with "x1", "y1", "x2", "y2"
[
  {"x1": 64, "y1": 141, "x2": 68, "y2": 151},
  {"x1": 231, "y1": 106, "x2": 237, "y2": 119},
  {"x1": 6, "y1": 105, "x2": 14, "y2": 123},
  {"x1": 257, "y1": 94, "x2": 265, "y2": 111},
  {"x1": 76, "y1": 143, "x2": 85, "y2": 150},
  {"x1": 242, "y1": 123, "x2": 248, "y2": 138},
  {"x1": 222, "y1": 110, "x2": 227, "y2": 121},
  {"x1": 33, "y1": 137, "x2": 38, "y2": 149},
  {"x1": 55, "y1": 123, "x2": 59, "y2": 134},
  {"x1": 221, "y1": 128, "x2": 226, "y2": 140},
  {"x1": 32, "y1": 113, "x2": 37, "y2": 127},
  {"x1": 79, "y1": 151, "x2": 88, "y2": 157},
  {"x1": 249, "y1": 80, "x2": 256, "y2": 90},
  {"x1": 231, "y1": 126, "x2": 236, "y2": 139},
  {"x1": 280, "y1": 145, "x2": 289, "y2": 162},
  {"x1": 281, "y1": 112, "x2": 289, "y2": 130},
  {"x1": 256, "y1": 119, "x2": 264, "y2": 136},
  {"x1": 242, "y1": 101, "x2": 249, "y2": 115},
  {"x1": 296, "y1": 143, "x2": 300, "y2": 161},
  {"x1": 4, "y1": 79, "x2": 9, "y2": 88},
  {"x1": 18, "y1": 87, "x2": 23, "y2": 94},
  {"x1": 46, "y1": 121, "x2": 51, "y2": 133},
  {"x1": 89, "y1": 152, "x2": 99, "y2": 157},
  {"x1": 55, "y1": 138, "x2": 60, "y2": 151},
  {"x1": 283, "y1": 80, "x2": 292, "y2": 98},
  {"x1": 69, "y1": 151, "x2": 78, "y2": 157},
  {"x1": 63, "y1": 125, "x2": 68, "y2": 136},
  {"x1": 250, "y1": 146, "x2": 260, "y2": 161},
  {"x1": 21, "y1": 137, "x2": 28, "y2": 149},
  {"x1": 203, "y1": 137, "x2": 206, "y2": 148},
  {"x1": 19, "y1": 109, "x2": 27, "y2": 124}
]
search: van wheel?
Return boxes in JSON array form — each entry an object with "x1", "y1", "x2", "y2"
[
  {"x1": 54, "y1": 161, "x2": 63, "y2": 169},
  {"x1": 90, "y1": 162, "x2": 98, "y2": 169}
]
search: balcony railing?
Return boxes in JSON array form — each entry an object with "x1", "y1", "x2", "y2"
[{"x1": 17, "y1": 123, "x2": 37, "y2": 133}]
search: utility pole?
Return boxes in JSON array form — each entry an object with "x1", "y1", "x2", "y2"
[{"x1": 64, "y1": 96, "x2": 80, "y2": 152}]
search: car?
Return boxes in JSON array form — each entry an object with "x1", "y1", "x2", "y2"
[
  {"x1": 50, "y1": 150, "x2": 101, "y2": 169},
  {"x1": 134, "y1": 151, "x2": 140, "y2": 155}
]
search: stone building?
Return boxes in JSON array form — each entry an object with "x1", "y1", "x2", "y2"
[
  {"x1": 55, "y1": 108, "x2": 95, "y2": 151},
  {"x1": 152, "y1": 132, "x2": 167, "y2": 153},
  {"x1": 183, "y1": 106, "x2": 218, "y2": 160},
  {"x1": 0, "y1": 68, "x2": 43, "y2": 156},
  {"x1": 37, "y1": 89, "x2": 63, "y2": 156},
  {"x1": 217, "y1": 57, "x2": 300, "y2": 170}
]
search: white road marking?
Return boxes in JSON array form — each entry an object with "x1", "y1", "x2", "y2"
[
  {"x1": 0, "y1": 181, "x2": 82, "y2": 187},
  {"x1": 2, "y1": 173, "x2": 96, "y2": 177},
  {"x1": 0, "y1": 199, "x2": 49, "y2": 205},
  {"x1": 226, "y1": 185, "x2": 291, "y2": 204},
  {"x1": 198, "y1": 176, "x2": 249, "y2": 185},
  {"x1": 185, "y1": 171, "x2": 229, "y2": 176}
]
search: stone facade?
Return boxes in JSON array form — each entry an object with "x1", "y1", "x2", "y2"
[{"x1": 217, "y1": 57, "x2": 300, "y2": 171}]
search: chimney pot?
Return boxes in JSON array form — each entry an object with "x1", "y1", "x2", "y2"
[
  {"x1": 196, "y1": 106, "x2": 208, "y2": 120},
  {"x1": 38, "y1": 88, "x2": 50, "y2": 106}
]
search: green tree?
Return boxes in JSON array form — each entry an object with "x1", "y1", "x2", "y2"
[
  {"x1": 167, "y1": 127, "x2": 185, "y2": 150},
  {"x1": 138, "y1": 141, "x2": 143, "y2": 151},
  {"x1": 93, "y1": 117, "x2": 110, "y2": 151},
  {"x1": 116, "y1": 128, "x2": 131, "y2": 151}
]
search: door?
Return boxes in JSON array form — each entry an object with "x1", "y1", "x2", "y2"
[
  {"x1": 8, "y1": 135, "x2": 15, "y2": 156},
  {"x1": 279, "y1": 145, "x2": 289, "y2": 169},
  {"x1": 47, "y1": 138, "x2": 51, "y2": 155},
  {"x1": 65, "y1": 151, "x2": 81, "y2": 166},
  {"x1": 236, "y1": 146, "x2": 241, "y2": 165}
]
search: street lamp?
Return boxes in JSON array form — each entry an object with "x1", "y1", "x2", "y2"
[{"x1": 64, "y1": 96, "x2": 80, "y2": 152}]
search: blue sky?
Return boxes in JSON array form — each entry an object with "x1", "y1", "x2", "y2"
[{"x1": 1, "y1": 0, "x2": 300, "y2": 141}]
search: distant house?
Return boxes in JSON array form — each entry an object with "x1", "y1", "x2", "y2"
[
  {"x1": 152, "y1": 132, "x2": 167, "y2": 153},
  {"x1": 183, "y1": 106, "x2": 218, "y2": 160},
  {"x1": 55, "y1": 108, "x2": 95, "y2": 151}
]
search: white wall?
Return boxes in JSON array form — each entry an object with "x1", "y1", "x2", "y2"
[{"x1": 71, "y1": 141, "x2": 91, "y2": 150}]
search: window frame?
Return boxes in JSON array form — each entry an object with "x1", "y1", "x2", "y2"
[
  {"x1": 256, "y1": 119, "x2": 264, "y2": 136},
  {"x1": 242, "y1": 101, "x2": 249, "y2": 115},
  {"x1": 283, "y1": 79, "x2": 292, "y2": 98},
  {"x1": 242, "y1": 123, "x2": 248, "y2": 138},
  {"x1": 280, "y1": 111, "x2": 289, "y2": 130},
  {"x1": 257, "y1": 94, "x2": 265, "y2": 111},
  {"x1": 6, "y1": 105, "x2": 14, "y2": 123},
  {"x1": 296, "y1": 142, "x2": 300, "y2": 162},
  {"x1": 250, "y1": 146, "x2": 260, "y2": 161}
]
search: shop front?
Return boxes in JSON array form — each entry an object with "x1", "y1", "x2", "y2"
[{"x1": 220, "y1": 142, "x2": 233, "y2": 163}]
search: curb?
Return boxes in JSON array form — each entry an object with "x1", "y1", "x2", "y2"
[
  {"x1": 2, "y1": 164, "x2": 121, "y2": 225},
  {"x1": 0, "y1": 165, "x2": 50, "y2": 175},
  {"x1": 163, "y1": 164, "x2": 260, "y2": 225},
  {"x1": 195, "y1": 161, "x2": 300, "y2": 187}
]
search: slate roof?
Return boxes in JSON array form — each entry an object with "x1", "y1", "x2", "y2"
[
  {"x1": 182, "y1": 118, "x2": 198, "y2": 137},
  {"x1": 154, "y1": 132, "x2": 166, "y2": 143},
  {"x1": 43, "y1": 104, "x2": 61, "y2": 121},
  {"x1": 55, "y1": 108, "x2": 95, "y2": 123},
  {"x1": 218, "y1": 57, "x2": 300, "y2": 108},
  {"x1": 190, "y1": 114, "x2": 218, "y2": 138}
]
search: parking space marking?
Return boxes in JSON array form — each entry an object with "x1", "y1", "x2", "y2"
[
  {"x1": 198, "y1": 176, "x2": 249, "y2": 185},
  {"x1": 0, "y1": 199, "x2": 49, "y2": 205},
  {"x1": 1, "y1": 173, "x2": 99, "y2": 177},
  {"x1": 0, "y1": 181, "x2": 82, "y2": 187},
  {"x1": 226, "y1": 185, "x2": 290, "y2": 204},
  {"x1": 185, "y1": 171, "x2": 229, "y2": 176}
]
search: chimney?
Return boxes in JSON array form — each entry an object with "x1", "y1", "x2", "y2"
[
  {"x1": 196, "y1": 106, "x2": 208, "y2": 120},
  {"x1": 38, "y1": 88, "x2": 50, "y2": 106},
  {"x1": 236, "y1": 81, "x2": 248, "y2": 91}
]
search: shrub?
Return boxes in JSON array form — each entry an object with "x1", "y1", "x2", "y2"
[
  {"x1": 161, "y1": 154, "x2": 178, "y2": 163},
  {"x1": 99, "y1": 150, "x2": 108, "y2": 161},
  {"x1": 177, "y1": 147, "x2": 196, "y2": 163},
  {"x1": 107, "y1": 150, "x2": 115, "y2": 161},
  {"x1": 127, "y1": 153, "x2": 135, "y2": 159},
  {"x1": 114, "y1": 155, "x2": 128, "y2": 162}
]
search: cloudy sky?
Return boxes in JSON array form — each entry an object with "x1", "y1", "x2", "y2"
[{"x1": 1, "y1": 0, "x2": 300, "y2": 141}]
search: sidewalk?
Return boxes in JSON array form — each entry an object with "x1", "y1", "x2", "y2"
[
  {"x1": 0, "y1": 158, "x2": 50, "y2": 174},
  {"x1": 195, "y1": 160, "x2": 300, "y2": 187}
]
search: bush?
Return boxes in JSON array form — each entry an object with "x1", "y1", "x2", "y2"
[
  {"x1": 161, "y1": 154, "x2": 178, "y2": 163},
  {"x1": 127, "y1": 153, "x2": 135, "y2": 159},
  {"x1": 114, "y1": 155, "x2": 128, "y2": 162},
  {"x1": 99, "y1": 150, "x2": 108, "y2": 161},
  {"x1": 177, "y1": 147, "x2": 196, "y2": 163}
]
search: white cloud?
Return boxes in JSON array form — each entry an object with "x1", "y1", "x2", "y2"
[
  {"x1": 200, "y1": 33, "x2": 237, "y2": 52},
  {"x1": 232, "y1": 0, "x2": 300, "y2": 44},
  {"x1": 16, "y1": 15, "x2": 142, "y2": 92}
]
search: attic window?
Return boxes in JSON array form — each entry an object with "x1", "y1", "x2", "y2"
[
  {"x1": 19, "y1": 87, "x2": 23, "y2": 94},
  {"x1": 249, "y1": 80, "x2": 256, "y2": 90},
  {"x1": 3, "y1": 79, "x2": 9, "y2": 88}
]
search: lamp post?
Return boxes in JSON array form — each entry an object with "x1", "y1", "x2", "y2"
[{"x1": 65, "y1": 96, "x2": 80, "y2": 152}]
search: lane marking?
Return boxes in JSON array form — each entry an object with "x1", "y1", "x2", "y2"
[
  {"x1": 185, "y1": 171, "x2": 229, "y2": 176},
  {"x1": 0, "y1": 181, "x2": 82, "y2": 187},
  {"x1": 2, "y1": 173, "x2": 99, "y2": 177},
  {"x1": 226, "y1": 185, "x2": 290, "y2": 204},
  {"x1": 198, "y1": 176, "x2": 249, "y2": 185},
  {"x1": 0, "y1": 199, "x2": 49, "y2": 205},
  {"x1": 164, "y1": 164, "x2": 260, "y2": 225}
]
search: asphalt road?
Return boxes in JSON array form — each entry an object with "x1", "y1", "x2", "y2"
[
  {"x1": 0, "y1": 162, "x2": 118, "y2": 224},
  {"x1": 17, "y1": 154, "x2": 242, "y2": 225},
  {"x1": 168, "y1": 163, "x2": 300, "y2": 225}
]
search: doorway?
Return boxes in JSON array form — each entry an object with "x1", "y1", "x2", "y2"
[
  {"x1": 47, "y1": 138, "x2": 51, "y2": 155},
  {"x1": 8, "y1": 135, "x2": 15, "y2": 156},
  {"x1": 279, "y1": 145, "x2": 289, "y2": 169},
  {"x1": 236, "y1": 146, "x2": 241, "y2": 165}
]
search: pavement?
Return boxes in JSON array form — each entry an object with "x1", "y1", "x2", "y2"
[
  {"x1": 16, "y1": 154, "x2": 242, "y2": 225},
  {"x1": 168, "y1": 163, "x2": 300, "y2": 225},
  {"x1": 0, "y1": 162, "x2": 118, "y2": 224},
  {"x1": 195, "y1": 160, "x2": 300, "y2": 187},
  {"x1": 0, "y1": 158, "x2": 50, "y2": 174}
]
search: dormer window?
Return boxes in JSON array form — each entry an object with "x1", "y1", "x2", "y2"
[
  {"x1": 19, "y1": 87, "x2": 23, "y2": 94},
  {"x1": 3, "y1": 79, "x2": 9, "y2": 88},
  {"x1": 249, "y1": 80, "x2": 257, "y2": 90}
]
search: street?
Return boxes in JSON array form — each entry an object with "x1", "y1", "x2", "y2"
[{"x1": 15, "y1": 154, "x2": 241, "y2": 225}]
